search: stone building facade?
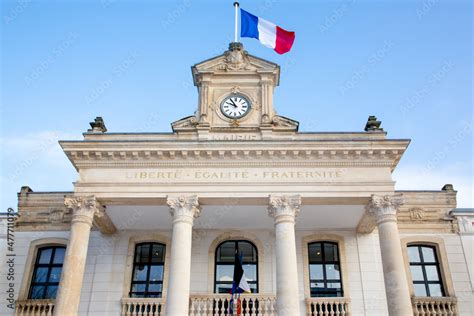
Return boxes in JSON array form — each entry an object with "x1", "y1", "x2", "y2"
[{"x1": 1, "y1": 43, "x2": 472, "y2": 316}]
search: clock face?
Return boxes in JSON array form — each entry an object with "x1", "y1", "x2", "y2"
[{"x1": 220, "y1": 94, "x2": 251, "y2": 119}]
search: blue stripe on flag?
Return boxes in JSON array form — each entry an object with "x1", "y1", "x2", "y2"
[{"x1": 240, "y1": 9, "x2": 259, "y2": 39}]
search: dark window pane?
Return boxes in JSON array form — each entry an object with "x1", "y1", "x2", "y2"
[
  {"x1": 242, "y1": 264, "x2": 257, "y2": 281},
  {"x1": 136, "y1": 244, "x2": 151, "y2": 263},
  {"x1": 131, "y1": 293, "x2": 145, "y2": 298},
  {"x1": 408, "y1": 246, "x2": 421, "y2": 263},
  {"x1": 30, "y1": 286, "x2": 45, "y2": 299},
  {"x1": 239, "y1": 242, "x2": 255, "y2": 262},
  {"x1": 324, "y1": 243, "x2": 339, "y2": 262},
  {"x1": 309, "y1": 264, "x2": 323, "y2": 280},
  {"x1": 34, "y1": 267, "x2": 49, "y2": 282},
  {"x1": 414, "y1": 284, "x2": 427, "y2": 296},
  {"x1": 216, "y1": 265, "x2": 234, "y2": 282},
  {"x1": 218, "y1": 242, "x2": 235, "y2": 262},
  {"x1": 216, "y1": 283, "x2": 233, "y2": 294},
  {"x1": 325, "y1": 264, "x2": 341, "y2": 280},
  {"x1": 422, "y1": 247, "x2": 436, "y2": 263},
  {"x1": 53, "y1": 248, "x2": 65, "y2": 264},
  {"x1": 410, "y1": 266, "x2": 424, "y2": 281},
  {"x1": 149, "y1": 265, "x2": 163, "y2": 282},
  {"x1": 151, "y1": 244, "x2": 165, "y2": 263},
  {"x1": 429, "y1": 284, "x2": 443, "y2": 297},
  {"x1": 45, "y1": 286, "x2": 58, "y2": 299},
  {"x1": 425, "y1": 266, "x2": 440, "y2": 281},
  {"x1": 308, "y1": 243, "x2": 323, "y2": 262},
  {"x1": 38, "y1": 248, "x2": 53, "y2": 264},
  {"x1": 133, "y1": 265, "x2": 149, "y2": 281},
  {"x1": 49, "y1": 267, "x2": 62, "y2": 282}
]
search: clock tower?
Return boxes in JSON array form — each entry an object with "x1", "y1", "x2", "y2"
[{"x1": 171, "y1": 42, "x2": 298, "y2": 140}]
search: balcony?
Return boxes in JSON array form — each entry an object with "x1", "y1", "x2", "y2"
[
  {"x1": 121, "y1": 297, "x2": 165, "y2": 316},
  {"x1": 189, "y1": 294, "x2": 276, "y2": 316},
  {"x1": 305, "y1": 298, "x2": 351, "y2": 316},
  {"x1": 15, "y1": 299, "x2": 54, "y2": 316},
  {"x1": 412, "y1": 296, "x2": 458, "y2": 316}
]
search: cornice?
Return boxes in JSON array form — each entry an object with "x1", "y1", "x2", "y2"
[{"x1": 60, "y1": 140, "x2": 409, "y2": 172}]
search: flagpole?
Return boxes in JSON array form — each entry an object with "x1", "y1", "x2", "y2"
[{"x1": 234, "y1": 1, "x2": 239, "y2": 42}]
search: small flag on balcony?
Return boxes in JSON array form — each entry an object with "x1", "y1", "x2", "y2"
[{"x1": 232, "y1": 252, "x2": 251, "y2": 294}]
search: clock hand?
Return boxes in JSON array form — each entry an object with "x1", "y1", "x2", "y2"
[{"x1": 229, "y1": 99, "x2": 238, "y2": 108}]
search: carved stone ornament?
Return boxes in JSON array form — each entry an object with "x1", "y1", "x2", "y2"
[
  {"x1": 64, "y1": 196, "x2": 103, "y2": 219},
  {"x1": 167, "y1": 195, "x2": 201, "y2": 221},
  {"x1": 171, "y1": 115, "x2": 198, "y2": 132},
  {"x1": 48, "y1": 209, "x2": 65, "y2": 223},
  {"x1": 268, "y1": 195, "x2": 301, "y2": 222},
  {"x1": 365, "y1": 194, "x2": 404, "y2": 224},
  {"x1": 272, "y1": 115, "x2": 299, "y2": 130},
  {"x1": 219, "y1": 43, "x2": 257, "y2": 71},
  {"x1": 409, "y1": 207, "x2": 425, "y2": 221}
]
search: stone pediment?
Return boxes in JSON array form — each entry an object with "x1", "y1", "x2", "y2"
[{"x1": 192, "y1": 43, "x2": 280, "y2": 85}]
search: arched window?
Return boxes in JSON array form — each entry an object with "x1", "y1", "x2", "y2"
[
  {"x1": 308, "y1": 241, "x2": 343, "y2": 297},
  {"x1": 408, "y1": 245, "x2": 445, "y2": 297},
  {"x1": 214, "y1": 240, "x2": 258, "y2": 293},
  {"x1": 130, "y1": 242, "x2": 166, "y2": 298},
  {"x1": 29, "y1": 246, "x2": 66, "y2": 299}
]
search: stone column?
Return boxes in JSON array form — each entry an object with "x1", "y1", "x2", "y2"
[
  {"x1": 165, "y1": 195, "x2": 201, "y2": 316},
  {"x1": 366, "y1": 194, "x2": 413, "y2": 316},
  {"x1": 55, "y1": 196, "x2": 103, "y2": 315},
  {"x1": 268, "y1": 195, "x2": 301, "y2": 316}
]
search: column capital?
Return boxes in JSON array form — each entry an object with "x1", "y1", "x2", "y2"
[
  {"x1": 268, "y1": 195, "x2": 301, "y2": 224},
  {"x1": 64, "y1": 196, "x2": 104, "y2": 227},
  {"x1": 366, "y1": 194, "x2": 404, "y2": 224},
  {"x1": 167, "y1": 195, "x2": 201, "y2": 224}
]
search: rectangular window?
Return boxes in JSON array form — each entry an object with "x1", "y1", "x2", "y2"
[
  {"x1": 308, "y1": 242, "x2": 343, "y2": 297},
  {"x1": 408, "y1": 245, "x2": 445, "y2": 297}
]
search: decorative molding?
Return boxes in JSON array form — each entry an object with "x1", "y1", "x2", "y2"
[
  {"x1": 166, "y1": 195, "x2": 201, "y2": 223},
  {"x1": 268, "y1": 195, "x2": 301, "y2": 224},
  {"x1": 409, "y1": 207, "x2": 425, "y2": 221},
  {"x1": 48, "y1": 209, "x2": 65, "y2": 223},
  {"x1": 64, "y1": 196, "x2": 101, "y2": 219},
  {"x1": 365, "y1": 194, "x2": 404, "y2": 224},
  {"x1": 64, "y1": 196, "x2": 116, "y2": 234},
  {"x1": 272, "y1": 115, "x2": 299, "y2": 131},
  {"x1": 171, "y1": 115, "x2": 198, "y2": 132}
]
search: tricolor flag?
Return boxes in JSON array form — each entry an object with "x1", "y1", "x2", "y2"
[
  {"x1": 229, "y1": 252, "x2": 251, "y2": 315},
  {"x1": 232, "y1": 252, "x2": 251, "y2": 294},
  {"x1": 240, "y1": 8, "x2": 295, "y2": 54}
]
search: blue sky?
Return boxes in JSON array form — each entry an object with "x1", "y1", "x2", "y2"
[{"x1": 1, "y1": 0, "x2": 472, "y2": 210}]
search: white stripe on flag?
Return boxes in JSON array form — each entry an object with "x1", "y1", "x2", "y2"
[
  {"x1": 239, "y1": 274, "x2": 251, "y2": 293},
  {"x1": 257, "y1": 17, "x2": 277, "y2": 49}
]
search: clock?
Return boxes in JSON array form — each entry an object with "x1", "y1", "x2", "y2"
[{"x1": 220, "y1": 94, "x2": 251, "y2": 119}]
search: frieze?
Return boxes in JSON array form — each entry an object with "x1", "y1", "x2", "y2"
[{"x1": 122, "y1": 168, "x2": 346, "y2": 183}]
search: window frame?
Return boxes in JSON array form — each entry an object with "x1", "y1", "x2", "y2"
[
  {"x1": 407, "y1": 244, "x2": 445, "y2": 297},
  {"x1": 401, "y1": 237, "x2": 456, "y2": 298},
  {"x1": 214, "y1": 240, "x2": 259, "y2": 294},
  {"x1": 129, "y1": 242, "x2": 166, "y2": 298},
  {"x1": 307, "y1": 241, "x2": 343, "y2": 298},
  {"x1": 19, "y1": 238, "x2": 68, "y2": 301},
  {"x1": 28, "y1": 245, "x2": 66, "y2": 300}
]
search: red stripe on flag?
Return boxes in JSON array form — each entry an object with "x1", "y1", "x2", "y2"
[{"x1": 274, "y1": 26, "x2": 295, "y2": 54}]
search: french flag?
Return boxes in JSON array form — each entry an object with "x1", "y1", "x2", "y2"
[{"x1": 240, "y1": 8, "x2": 295, "y2": 54}]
